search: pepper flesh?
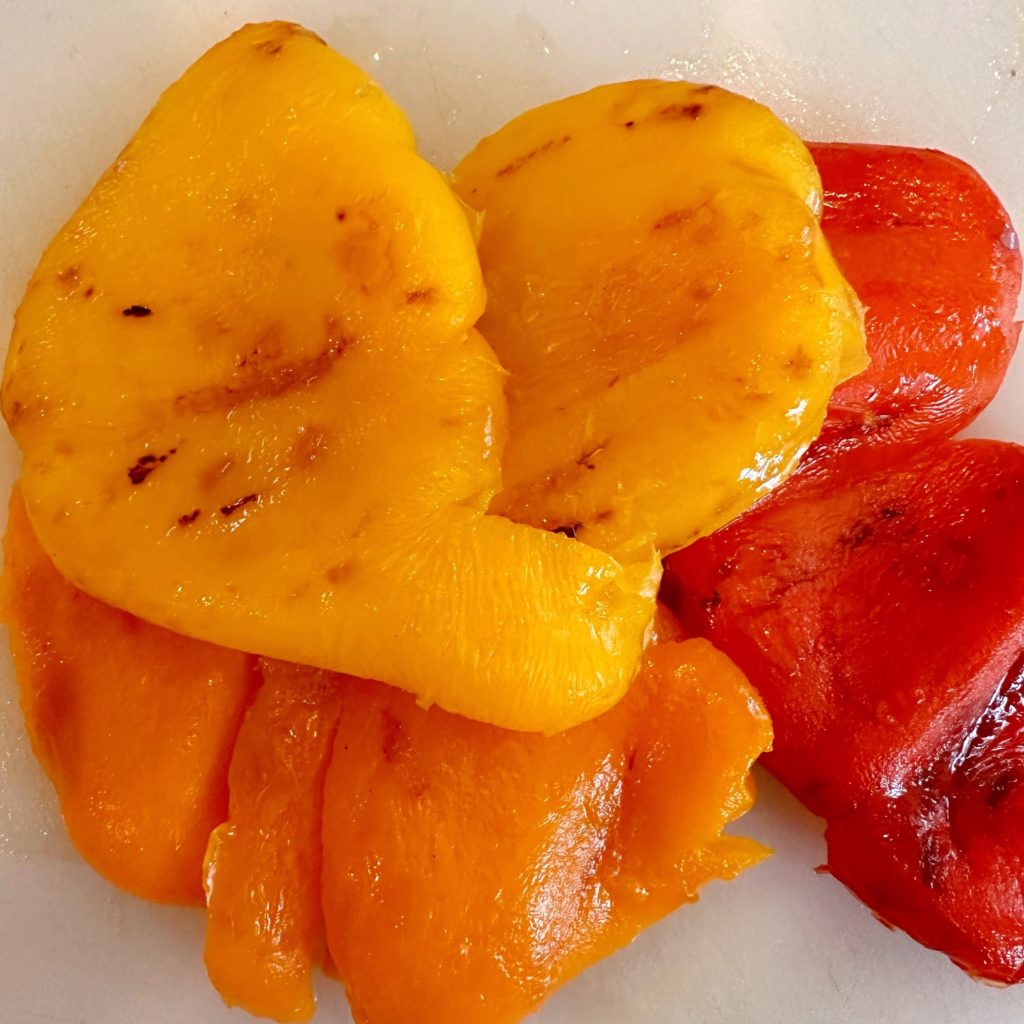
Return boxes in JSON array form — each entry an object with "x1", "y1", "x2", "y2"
[
  {"x1": 665, "y1": 440, "x2": 1024, "y2": 982},
  {"x1": 809, "y1": 143, "x2": 1021, "y2": 454},
  {"x1": 2, "y1": 485, "x2": 257, "y2": 904},
  {"x1": 203, "y1": 660, "x2": 346, "y2": 1022},
  {"x1": 1, "y1": 20, "x2": 657, "y2": 735},
  {"x1": 453, "y1": 81, "x2": 866, "y2": 557},
  {"x1": 321, "y1": 626, "x2": 771, "y2": 1024}
]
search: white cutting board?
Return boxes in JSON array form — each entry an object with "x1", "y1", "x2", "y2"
[{"x1": 1, "y1": 1, "x2": 1022, "y2": 1022}]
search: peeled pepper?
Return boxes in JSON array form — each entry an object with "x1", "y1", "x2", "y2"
[
  {"x1": 2, "y1": 486, "x2": 257, "y2": 904},
  {"x1": 204, "y1": 660, "x2": 346, "y2": 1022},
  {"x1": 667, "y1": 439, "x2": 1024, "y2": 983},
  {"x1": 1, "y1": 20, "x2": 656, "y2": 736},
  {"x1": 453, "y1": 80, "x2": 866, "y2": 557}
]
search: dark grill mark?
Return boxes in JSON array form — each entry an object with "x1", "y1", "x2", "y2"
[
  {"x1": 658, "y1": 102, "x2": 703, "y2": 120},
  {"x1": 122, "y1": 305, "x2": 152, "y2": 317},
  {"x1": 220, "y1": 493, "x2": 259, "y2": 518},
  {"x1": 177, "y1": 508, "x2": 201, "y2": 527},
  {"x1": 496, "y1": 135, "x2": 571, "y2": 177},
  {"x1": 176, "y1": 334, "x2": 349, "y2": 415},
  {"x1": 127, "y1": 448, "x2": 176, "y2": 485},
  {"x1": 577, "y1": 441, "x2": 607, "y2": 470},
  {"x1": 654, "y1": 209, "x2": 691, "y2": 230}
]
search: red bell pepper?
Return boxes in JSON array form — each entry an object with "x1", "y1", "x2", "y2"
[{"x1": 812, "y1": 143, "x2": 1020, "y2": 454}]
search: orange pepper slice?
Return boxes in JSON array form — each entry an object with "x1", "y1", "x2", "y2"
[
  {"x1": 2, "y1": 486, "x2": 257, "y2": 903},
  {"x1": 203, "y1": 660, "x2": 346, "y2": 1021},
  {"x1": 321, "y1": 631, "x2": 770, "y2": 1024}
]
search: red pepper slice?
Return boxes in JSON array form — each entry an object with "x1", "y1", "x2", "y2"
[
  {"x1": 810, "y1": 142, "x2": 1021, "y2": 454},
  {"x1": 665, "y1": 439, "x2": 1024, "y2": 981}
]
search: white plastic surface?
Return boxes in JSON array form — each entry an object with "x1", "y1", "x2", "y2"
[{"x1": 1, "y1": 1, "x2": 1022, "y2": 1022}]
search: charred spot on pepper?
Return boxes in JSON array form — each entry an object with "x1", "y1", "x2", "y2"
[
  {"x1": 405, "y1": 287, "x2": 436, "y2": 304},
  {"x1": 496, "y1": 135, "x2": 572, "y2": 177},
  {"x1": 841, "y1": 520, "x2": 875, "y2": 549},
  {"x1": 220, "y1": 493, "x2": 259, "y2": 518},
  {"x1": 653, "y1": 209, "x2": 693, "y2": 231},
  {"x1": 335, "y1": 210, "x2": 347, "y2": 222},
  {"x1": 122, "y1": 305, "x2": 152, "y2": 317},
  {"x1": 255, "y1": 36, "x2": 286, "y2": 56},
  {"x1": 83, "y1": 286, "x2": 95, "y2": 299},
  {"x1": 658, "y1": 102, "x2": 704, "y2": 121},
  {"x1": 324, "y1": 562, "x2": 355, "y2": 585},
  {"x1": 235, "y1": 322, "x2": 284, "y2": 370},
  {"x1": 178, "y1": 332, "x2": 349, "y2": 416},
  {"x1": 177, "y1": 508, "x2": 201, "y2": 527},
  {"x1": 577, "y1": 441, "x2": 607, "y2": 470},
  {"x1": 785, "y1": 347, "x2": 814, "y2": 377},
  {"x1": 127, "y1": 447, "x2": 177, "y2": 485},
  {"x1": 623, "y1": 120, "x2": 636, "y2": 129}
]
